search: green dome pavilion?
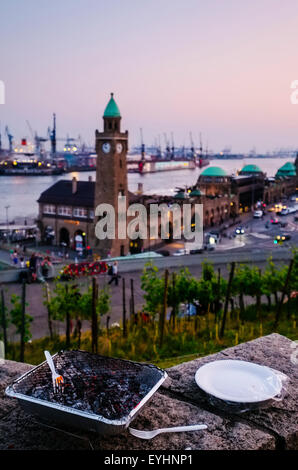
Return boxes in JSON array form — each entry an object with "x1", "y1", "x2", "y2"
[
  {"x1": 275, "y1": 162, "x2": 296, "y2": 178},
  {"x1": 189, "y1": 189, "x2": 202, "y2": 197},
  {"x1": 174, "y1": 191, "x2": 188, "y2": 199},
  {"x1": 200, "y1": 166, "x2": 228, "y2": 177},
  {"x1": 240, "y1": 164, "x2": 263, "y2": 174}
]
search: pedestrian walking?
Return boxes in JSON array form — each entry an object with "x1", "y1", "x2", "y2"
[
  {"x1": 108, "y1": 261, "x2": 119, "y2": 286},
  {"x1": 12, "y1": 250, "x2": 18, "y2": 266},
  {"x1": 29, "y1": 253, "x2": 37, "y2": 282}
]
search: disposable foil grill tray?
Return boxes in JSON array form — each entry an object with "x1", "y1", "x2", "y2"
[{"x1": 5, "y1": 350, "x2": 167, "y2": 434}]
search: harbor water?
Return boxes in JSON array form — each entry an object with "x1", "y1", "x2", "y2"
[{"x1": 0, "y1": 157, "x2": 295, "y2": 222}]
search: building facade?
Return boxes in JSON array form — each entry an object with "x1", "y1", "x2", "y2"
[
  {"x1": 37, "y1": 97, "x2": 298, "y2": 255},
  {"x1": 37, "y1": 177, "x2": 95, "y2": 251},
  {"x1": 92, "y1": 93, "x2": 129, "y2": 258}
]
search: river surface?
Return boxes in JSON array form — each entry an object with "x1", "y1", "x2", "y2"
[{"x1": 0, "y1": 157, "x2": 295, "y2": 222}]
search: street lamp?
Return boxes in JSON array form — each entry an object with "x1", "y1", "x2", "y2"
[{"x1": 5, "y1": 205, "x2": 10, "y2": 242}]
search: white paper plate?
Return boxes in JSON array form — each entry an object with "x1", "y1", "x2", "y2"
[{"x1": 195, "y1": 360, "x2": 282, "y2": 403}]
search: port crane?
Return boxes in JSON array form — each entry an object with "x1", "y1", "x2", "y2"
[
  {"x1": 155, "y1": 134, "x2": 162, "y2": 158},
  {"x1": 140, "y1": 128, "x2": 145, "y2": 161},
  {"x1": 163, "y1": 133, "x2": 171, "y2": 159},
  {"x1": 171, "y1": 132, "x2": 175, "y2": 159},
  {"x1": 5, "y1": 126, "x2": 13, "y2": 153},
  {"x1": 189, "y1": 132, "x2": 196, "y2": 160},
  {"x1": 26, "y1": 120, "x2": 48, "y2": 158},
  {"x1": 47, "y1": 113, "x2": 79, "y2": 157},
  {"x1": 48, "y1": 113, "x2": 56, "y2": 156}
]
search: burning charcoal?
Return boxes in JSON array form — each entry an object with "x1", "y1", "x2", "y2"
[
  {"x1": 32, "y1": 386, "x2": 44, "y2": 399},
  {"x1": 12, "y1": 351, "x2": 161, "y2": 421}
]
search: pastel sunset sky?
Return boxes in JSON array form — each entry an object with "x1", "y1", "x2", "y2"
[{"x1": 1, "y1": 0, "x2": 298, "y2": 152}]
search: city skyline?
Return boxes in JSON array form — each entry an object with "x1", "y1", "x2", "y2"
[{"x1": 1, "y1": 0, "x2": 298, "y2": 152}]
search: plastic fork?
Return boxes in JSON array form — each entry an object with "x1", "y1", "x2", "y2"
[
  {"x1": 128, "y1": 424, "x2": 207, "y2": 440},
  {"x1": 44, "y1": 350, "x2": 64, "y2": 394}
]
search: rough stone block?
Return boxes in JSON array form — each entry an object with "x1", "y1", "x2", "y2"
[
  {"x1": 163, "y1": 334, "x2": 298, "y2": 450},
  {"x1": 0, "y1": 390, "x2": 274, "y2": 450},
  {"x1": 0, "y1": 360, "x2": 33, "y2": 419}
]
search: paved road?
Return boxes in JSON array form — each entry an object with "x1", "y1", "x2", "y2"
[
  {"x1": 1, "y1": 249, "x2": 292, "y2": 341},
  {"x1": 1, "y1": 204, "x2": 297, "y2": 340}
]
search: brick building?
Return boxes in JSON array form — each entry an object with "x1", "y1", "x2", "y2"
[{"x1": 37, "y1": 96, "x2": 298, "y2": 255}]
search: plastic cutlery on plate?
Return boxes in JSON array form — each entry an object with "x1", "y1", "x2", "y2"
[
  {"x1": 128, "y1": 424, "x2": 207, "y2": 439},
  {"x1": 44, "y1": 350, "x2": 64, "y2": 394}
]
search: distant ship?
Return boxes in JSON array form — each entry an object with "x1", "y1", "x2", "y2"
[
  {"x1": 0, "y1": 155, "x2": 63, "y2": 175},
  {"x1": 127, "y1": 134, "x2": 210, "y2": 174}
]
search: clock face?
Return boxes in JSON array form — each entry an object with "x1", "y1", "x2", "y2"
[
  {"x1": 116, "y1": 143, "x2": 123, "y2": 154},
  {"x1": 102, "y1": 142, "x2": 111, "y2": 154}
]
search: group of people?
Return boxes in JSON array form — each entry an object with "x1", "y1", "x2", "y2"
[
  {"x1": 17, "y1": 251, "x2": 53, "y2": 283},
  {"x1": 10, "y1": 245, "x2": 27, "y2": 268}
]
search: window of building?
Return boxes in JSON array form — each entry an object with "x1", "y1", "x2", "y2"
[
  {"x1": 58, "y1": 206, "x2": 72, "y2": 217},
  {"x1": 89, "y1": 210, "x2": 94, "y2": 219},
  {"x1": 73, "y1": 207, "x2": 88, "y2": 218},
  {"x1": 43, "y1": 205, "x2": 56, "y2": 215}
]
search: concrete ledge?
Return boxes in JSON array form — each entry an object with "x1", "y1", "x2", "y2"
[
  {"x1": 0, "y1": 334, "x2": 296, "y2": 450},
  {"x1": 0, "y1": 269, "x2": 21, "y2": 283},
  {"x1": 163, "y1": 334, "x2": 298, "y2": 450}
]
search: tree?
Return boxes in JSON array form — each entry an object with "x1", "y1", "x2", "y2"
[
  {"x1": 9, "y1": 293, "x2": 33, "y2": 360},
  {"x1": 45, "y1": 282, "x2": 80, "y2": 348},
  {"x1": 78, "y1": 282, "x2": 111, "y2": 349},
  {"x1": 232, "y1": 264, "x2": 249, "y2": 316},
  {"x1": 263, "y1": 258, "x2": 285, "y2": 306},
  {"x1": 0, "y1": 290, "x2": 9, "y2": 355},
  {"x1": 43, "y1": 283, "x2": 54, "y2": 339},
  {"x1": 141, "y1": 263, "x2": 164, "y2": 317},
  {"x1": 97, "y1": 285, "x2": 110, "y2": 318}
]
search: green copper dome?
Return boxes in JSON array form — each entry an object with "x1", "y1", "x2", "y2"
[
  {"x1": 201, "y1": 166, "x2": 227, "y2": 177},
  {"x1": 174, "y1": 191, "x2": 188, "y2": 199},
  {"x1": 103, "y1": 93, "x2": 121, "y2": 118},
  {"x1": 276, "y1": 161, "x2": 296, "y2": 178},
  {"x1": 278, "y1": 162, "x2": 296, "y2": 171},
  {"x1": 189, "y1": 189, "x2": 202, "y2": 197},
  {"x1": 240, "y1": 164, "x2": 263, "y2": 174}
]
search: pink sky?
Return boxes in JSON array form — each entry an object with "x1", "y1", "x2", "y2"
[{"x1": 1, "y1": 0, "x2": 298, "y2": 152}]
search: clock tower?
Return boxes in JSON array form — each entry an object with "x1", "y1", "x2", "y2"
[{"x1": 94, "y1": 93, "x2": 129, "y2": 258}]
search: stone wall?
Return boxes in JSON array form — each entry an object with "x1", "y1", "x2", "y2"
[{"x1": 0, "y1": 333, "x2": 297, "y2": 450}]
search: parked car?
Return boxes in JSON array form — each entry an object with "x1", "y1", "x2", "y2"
[
  {"x1": 190, "y1": 248, "x2": 204, "y2": 254},
  {"x1": 279, "y1": 221, "x2": 288, "y2": 228},
  {"x1": 205, "y1": 231, "x2": 221, "y2": 244},
  {"x1": 280, "y1": 208, "x2": 289, "y2": 216},
  {"x1": 204, "y1": 244, "x2": 215, "y2": 251},
  {"x1": 235, "y1": 226, "x2": 245, "y2": 235},
  {"x1": 173, "y1": 248, "x2": 189, "y2": 256},
  {"x1": 157, "y1": 250, "x2": 170, "y2": 256},
  {"x1": 275, "y1": 234, "x2": 291, "y2": 242}
]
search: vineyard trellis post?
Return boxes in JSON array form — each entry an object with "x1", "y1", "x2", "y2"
[
  {"x1": 274, "y1": 258, "x2": 294, "y2": 328},
  {"x1": 220, "y1": 262, "x2": 235, "y2": 338},
  {"x1": 1, "y1": 289, "x2": 7, "y2": 356},
  {"x1": 20, "y1": 279, "x2": 26, "y2": 362},
  {"x1": 159, "y1": 269, "x2": 169, "y2": 348}
]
